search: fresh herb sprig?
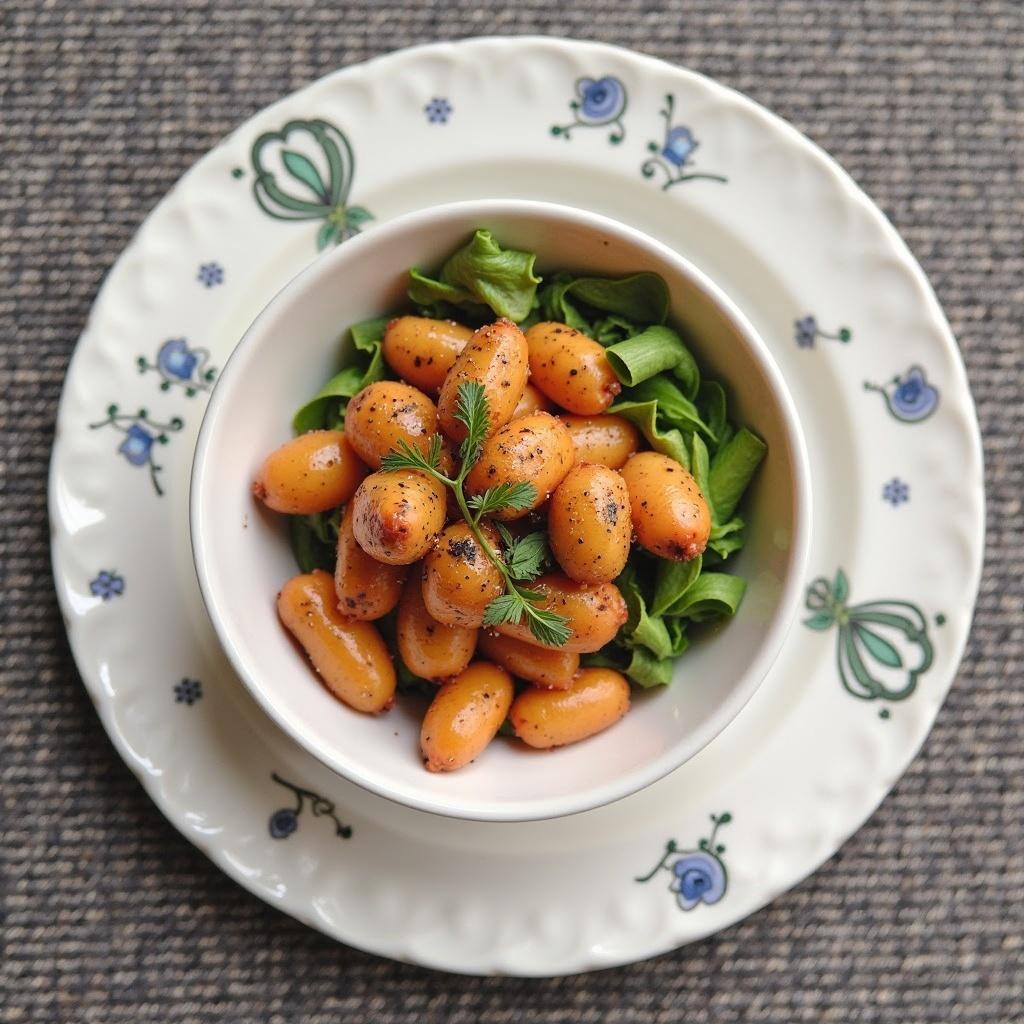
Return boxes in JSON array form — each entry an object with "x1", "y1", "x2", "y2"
[{"x1": 380, "y1": 382, "x2": 571, "y2": 647}]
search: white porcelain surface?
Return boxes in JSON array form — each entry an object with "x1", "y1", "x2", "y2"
[
  {"x1": 49, "y1": 38, "x2": 983, "y2": 975},
  {"x1": 192, "y1": 199, "x2": 811, "y2": 821}
]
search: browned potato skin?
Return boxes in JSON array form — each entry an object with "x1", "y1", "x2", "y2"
[
  {"x1": 620, "y1": 451, "x2": 711, "y2": 561},
  {"x1": 437, "y1": 319, "x2": 529, "y2": 441},
  {"x1": 548, "y1": 464, "x2": 632, "y2": 584},
  {"x1": 334, "y1": 504, "x2": 407, "y2": 620},
  {"x1": 513, "y1": 382, "x2": 557, "y2": 418},
  {"x1": 478, "y1": 631, "x2": 579, "y2": 690},
  {"x1": 561, "y1": 414, "x2": 641, "y2": 470},
  {"x1": 510, "y1": 668, "x2": 630, "y2": 749},
  {"x1": 463, "y1": 412, "x2": 575, "y2": 520},
  {"x1": 525, "y1": 321, "x2": 621, "y2": 415},
  {"x1": 351, "y1": 469, "x2": 447, "y2": 565},
  {"x1": 382, "y1": 316, "x2": 473, "y2": 394},
  {"x1": 494, "y1": 573, "x2": 628, "y2": 653},
  {"x1": 253, "y1": 430, "x2": 368, "y2": 514},
  {"x1": 421, "y1": 662, "x2": 515, "y2": 772},
  {"x1": 277, "y1": 570, "x2": 396, "y2": 713},
  {"x1": 344, "y1": 381, "x2": 438, "y2": 469},
  {"x1": 421, "y1": 521, "x2": 504, "y2": 628},
  {"x1": 396, "y1": 576, "x2": 477, "y2": 681}
]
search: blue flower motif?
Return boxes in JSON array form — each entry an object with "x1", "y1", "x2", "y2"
[
  {"x1": 662, "y1": 126, "x2": 698, "y2": 167},
  {"x1": 118, "y1": 423, "x2": 155, "y2": 466},
  {"x1": 90, "y1": 570, "x2": 125, "y2": 601},
  {"x1": 269, "y1": 808, "x2": 299, "y2": 839},
  {"x1": 891, "y1": 367, "x2": 938, "y2": 421},
  {"x1": 197, "y1": 262, "x2": 224, "y2": 288},
  {"x1": 174, "y1": 678, "x2": 203, "y2": 705},
  {"x1": 795, "y1": 315, "x2": 818, "y2": 348},
  {"x1": 424, "y1": 97, "x2": 453, "y2": 124},
  {"x1": 882, "y1": 478, "x2": 910, "y2": 506},
  {"x1": 576, "y1": 77, "x2": 627, "y2": 124},
  {"x1": 156, "y1": 338, "x2": 199, "y2": 381},
  {"x1": 669, "y1": 851, "x2": 727, "y2": 910}
]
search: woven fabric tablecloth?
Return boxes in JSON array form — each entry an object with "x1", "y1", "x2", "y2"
[{"x1": 2, "y1": 2, "x2": 1021, "y2": 1020}]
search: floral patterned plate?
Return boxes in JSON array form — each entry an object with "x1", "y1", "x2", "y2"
[{"x1": 49, "y1": 37, "x2": 983, "y2": 976}]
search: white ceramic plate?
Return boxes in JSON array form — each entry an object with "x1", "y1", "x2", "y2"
[{"x1": 50, "y1": 37, "x2": 983, "y2": 976}]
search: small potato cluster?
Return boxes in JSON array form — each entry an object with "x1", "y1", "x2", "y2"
[{"x1": 255, "y1": 315, "x2": 712, "y2": 772}]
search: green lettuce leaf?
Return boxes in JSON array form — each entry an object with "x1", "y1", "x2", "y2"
[
  {"x1": 709, "y1": 427, "x2": 767, "y2": 522},
  {"x1": 606, "y1": 325, "x2": 692, "y2": 386},
  {"x1": 606, "y1": 397, "x2": 690, "y2": 468},
  {"x1": 289, "y1": 508, "x2": 341, "y2": 573}
]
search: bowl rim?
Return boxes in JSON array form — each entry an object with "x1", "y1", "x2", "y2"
[{"x1": 190, "y1": 197, "x2": 812, "y2": 822}]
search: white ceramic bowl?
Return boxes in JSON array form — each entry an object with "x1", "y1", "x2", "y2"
[{"x1": 191, "y1": 199, "x2": 811, "y2": 822}]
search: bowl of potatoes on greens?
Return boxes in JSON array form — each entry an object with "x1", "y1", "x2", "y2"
[{"x1": 191, "y1": 200, "x2": 811, "y2": 822}]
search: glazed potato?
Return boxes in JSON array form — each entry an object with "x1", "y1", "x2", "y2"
[
  {"x1": 421, "y1": 521, "x2": 504, "y2": 628},
  {"x1": 277, "y1": 570, "x2": 395, "y2": 713},
  {"x1": 437, "y1": 319, "x2": 529, "y2": 441},
  {"x1": 494, "y1": 573, "x2": 628, "y2": 653},
  {"x1": 561, "y1": 414, "x2": 641, "y2": 470},
  {"x1": 525, "y1": 321, "x2": 621, "y2": 415},
  {"x1": 463, "y1": 412, "x2": 575, "y2": 520},
  {"x1": 620, "y1": 451, "x2": 711, "y2": 561},
  {"x1": 421, "y1": 662, "x2": 515, "y2": 772},
  {"x1": 548, "y1": 464, "x2": 631, "y2": 584},
  {"x1": 510, "y1": 668, "x2": 630, "y2": 749},
  {"x1": 253, "y1": 430, "x2": 367, "y2": 514},
  {"x1": 512, "y1": 382, "x2": 557, "y2": 418},
  {"x1": 344, "y1": 381, "x2": 438, "y2": 469},
  {"x1": 396, "y1": 576, "x2": 477, "y2": 681},
  {"x1": 382, "y1": 316, "x2": 473, "y2": 394},
  {"x1": 351, "y1": 469, "x2": 446, "y2": 565},
  {"x1": 478, "y1": 631, "x2": 579, "y2": 690},
  {"x1": 334, "y1": 504, "x2": 407, "y2": 620}
]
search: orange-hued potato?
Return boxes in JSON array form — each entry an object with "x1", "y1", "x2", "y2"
[
  {"x1": 548, "y1": 464, "x2": 632, "y2": 584},
  {"x1": 253, "y1": 430, "x2": 367, "y2": 514},
  {"x1": 277, "y1": 570, "x2": 396, "y2": 713},
  {"x1": 421, "y1": 662, "x2": 515, "y2": 772},
  {"x1": 525, "y1": 321, "x2": 621, "y2": 415},
  {"x1": 478, "y1": 631, "x2": 579, "y2": 690},
  {"x1": 396, "y1": 576, "x2": 478, "y2": 681},
  {"x1": 350, "y1": 469, "x2": 447, "y2": 565},
  {"x1": 437, "y1": 319, "x2": 529, "y2": 441},
  {"x1": 381, "y1": 316, "x2": 474, "y2": 394},
  {"x1": 421, "y1": 521, "x2": 504, "y2": 628},
  {"x1": 560, "y1": 414, "x2": 641, "y2": 469},
  {"x1": 620, "y1": 451, "x2": 711, "y2": 561},
  {"x1": 510, "y1": 668, "x2": 630, "y2": 749},
  {"x1": 494, "y1": 573, "x2": 628, "y2": 653},
  {"x1": 512, "y1": 382, "x2": 557, "y2": 418},
  {"x1": 334, "y1": 504, "x2": 407, "y2": 620},
  {"x1": 463, "y1": 412, "x2": 575, "y2": 520},
  {"x1": 344, "y1": 381, "x2": 438, "y2": 469}
]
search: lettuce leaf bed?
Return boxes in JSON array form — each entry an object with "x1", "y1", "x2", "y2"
[{"x1": 289, "y1": 230, "x2": 766, "y2": 689}]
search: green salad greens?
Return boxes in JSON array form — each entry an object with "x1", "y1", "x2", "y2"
[{"x1": 288, "y1": 228, "x2": 766, "y2": 689}]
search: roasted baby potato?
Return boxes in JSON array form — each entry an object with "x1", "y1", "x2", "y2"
[
  {"x1": 437, "y1": 319, "x2": 529, "y2": 441},
  {"x1": 253, "y1": 430, "x2": 367, "y2": 514},
  {"x1": 421, "y1": 662, "x2": 514, "y2": 772},
  {"x1": 350, "y1": 469, "x2": 447, "y2": 565},
  {"x1": 463, "y1": 412, "x2": 575, "y2": 520},
  {"x1": 421, "y1": 521, "x2": 504, "y2": 628},
  {"x1": 344, "y1": 380, "x2": 438, "y2": 469},
  {"x1": 510, "y1": 668, "x2": 630, "y2": 749},
  {"x1": 512, "y1": 382, "x2": 557, "y2": 418},
  {"x1": 525, "y1": 321, "x2": 621, "y2": 415},
  {"x1": 494, "y1": 573, "x2": 628, "y2": 653},
  {"x1": 560, "y1": 414, "x2": 641, "y2": 470},
  {"x1": 334, "y1": 503, "x2": 407, "y2": 620},
  {"x1": 382, "y1": 316, "x2": 473, "y2": 394},
  {"x1": 620, "y1": 451, "x2": 711, "y2": 561},
  {"x1": 477, "y1": 631, "x2": 579, "y2": 690},
  {"x1": 548, "y1": 463, "x2": 632, "y2": 584},
  {"x1": 277, "y1": 570, "x2": 396, "y2": 713},
  {"x1": 396, "y1": 575, "x2": 477, "y2": 681}
]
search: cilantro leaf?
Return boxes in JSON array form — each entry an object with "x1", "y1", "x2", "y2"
[
  {"x1": 379, "y1": 434, "x2": 444, "y2": 476},
  {"x1": 503, "y1": 531, "x2": 549, "y2": 581},
  {"x1": 467, "y1": 481, "x2": 536, "y2": 520},
  {"x1": 481, "y1": 592, "x2": 527, "y2": 628},
  {"x1": 454, "y1": 380, "x2": 489, "y2": 466}
]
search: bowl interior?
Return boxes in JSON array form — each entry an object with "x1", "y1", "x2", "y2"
[{"x1": 191, "y1": 200, "x2": 809, "y2": 821}]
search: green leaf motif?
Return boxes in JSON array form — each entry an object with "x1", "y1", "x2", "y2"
[
  {"x1": 803, "y1": 611, "x2": 835, "y2": 631},
  {"x1": 855, "y1": 624, "x2": 904, "y2": 668},
  {"x1": 833, "y1": 569, "x2": 849, "y2": 604},
  {"x1": 282, "y1": 149, "x2": 329, "y2": 202}
]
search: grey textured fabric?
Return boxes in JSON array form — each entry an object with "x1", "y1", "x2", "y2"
[{"x1": 2, "y1": 1, "x2": 1021, "y2": 1020}]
